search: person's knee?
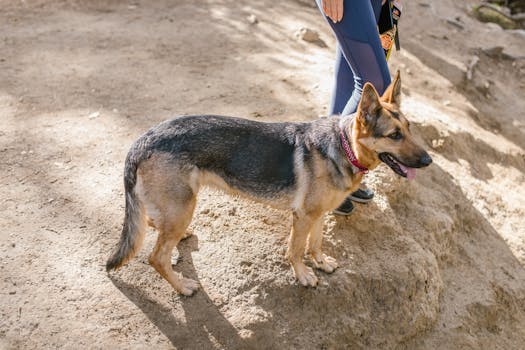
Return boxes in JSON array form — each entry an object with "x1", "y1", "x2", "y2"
[
  {"x1": 367, "y1": 73, "x2": 390, "y2": 96},
  {"x1": 374, "y1": 81, "x2": 386, "y2": 96}
]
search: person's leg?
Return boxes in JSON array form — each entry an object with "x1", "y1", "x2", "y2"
[
  {"x1": 329, "y1": 45, "x2": 354, "y2": 115},
  {"x1": 316, "y1": 0, "x2": 388, "y2": 213},
  {"x1": 340, "y1": 0, "x2": 390, "y2": 114},
  {"x1": 317, "y1": 0, "x2": 391, "y2": 116},
  {"x1": 319, "y1": 0, "x2": 383, "y2": 115},
  {"x1": 342, "y1": 0, "x2": 384, "y2": 202},
  {"x1": 371, "y1": 0, "x2": 383, "y2": 22}
]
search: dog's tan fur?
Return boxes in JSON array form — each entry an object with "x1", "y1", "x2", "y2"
[{"x1": 108, "y1": 72, "x2": 430, "y2": 295}]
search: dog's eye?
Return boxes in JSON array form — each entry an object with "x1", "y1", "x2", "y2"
[{"x1": 388, "y1": 131, "x2": 403, "y2": 140}]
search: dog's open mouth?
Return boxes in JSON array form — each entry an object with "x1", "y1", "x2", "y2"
[{"x1": 379, "y1": 153, "x2": 416, "y2": 180}]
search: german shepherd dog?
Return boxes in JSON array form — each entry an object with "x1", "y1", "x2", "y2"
[{"x1": 106, "y1": 72, "x2": 432, "y2": 296}]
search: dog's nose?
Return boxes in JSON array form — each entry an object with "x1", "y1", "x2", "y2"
[{"x1": 420, "y1": 153, "x2": 433, "y2": 167}]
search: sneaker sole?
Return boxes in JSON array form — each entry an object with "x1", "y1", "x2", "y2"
[
  {"x1": 348, "y1": 195, "x2": 374, "y2": 204},
  {"x1": 332, "y1": 209, "x2": 354, "y2": 216}
]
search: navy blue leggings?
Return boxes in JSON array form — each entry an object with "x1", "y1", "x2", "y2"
[{"x1": 316, "y1": 0, "x2": 391, "y2": 115}]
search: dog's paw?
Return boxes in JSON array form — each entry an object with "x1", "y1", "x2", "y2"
[
  {"x1": 313, "y1": 254, "x2": 338, "y2": 273},
  {"x1": 293, "y1": 263, "x2": 318, "y2": 287},
  {"x1": 177, "y1": 277, "x2": 199, "y2": 296}
]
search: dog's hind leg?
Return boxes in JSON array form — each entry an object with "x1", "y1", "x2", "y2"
[
  {"x1": 307, "y1": 218, "x2": 338, "y2": 273},
  {"x1": 147, "y1": 185, "x2": 199, "y2": 296},
  {"x1": 286, "y1": 212, "x2": 319, "y2": 287}
]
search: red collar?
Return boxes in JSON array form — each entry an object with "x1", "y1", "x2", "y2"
[{"x1": 340, "y1": 129, "x2": 368, "y2": 174}]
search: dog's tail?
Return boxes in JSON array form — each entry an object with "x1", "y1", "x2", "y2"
[{"x1": 106, "y1": 150, "x2": 146, "y2": 272}]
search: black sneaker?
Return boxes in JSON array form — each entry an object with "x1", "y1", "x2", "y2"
[
  {"x1": 348, "y1": 188, "x2": 374, "y2": 203},
  {"x1": 333, "y1": 197, "x2": 355, "y2": 216}
]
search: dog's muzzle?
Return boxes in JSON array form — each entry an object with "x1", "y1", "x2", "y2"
[{"x1": 379, "y1": 152, "x2": 432, "y2": 180}]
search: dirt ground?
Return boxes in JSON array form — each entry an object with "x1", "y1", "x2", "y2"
[{"x1": 1, "y1": 0, "x2": 525, "y2": 349}]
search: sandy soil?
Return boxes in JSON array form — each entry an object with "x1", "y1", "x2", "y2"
[{"x1": 1, "y1": 0, "x2": 525, "y2": 349}]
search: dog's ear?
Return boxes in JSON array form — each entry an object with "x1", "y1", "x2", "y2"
[
  {"x1": 357, "y1": 82, "x2": 381, "y2": 127},
  {"x1": 381, "y1": 70, "x2": 401, "y2": 106}
]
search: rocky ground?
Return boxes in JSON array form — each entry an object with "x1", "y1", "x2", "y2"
[{"x1": 1, "y1": 0, "x2": 525, "y2": 349}]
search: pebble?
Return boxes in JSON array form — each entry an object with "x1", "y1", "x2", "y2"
[
  {"x1": 446, "y1": 18, "x2": 464, "y2": 30},
  {"x1": 295, "y1": 27, "x2": 320, "y2": 43},
  {"x1": 88, "y1": 111, "x2": 100, "y2": 119},
  {"x1": 432, "y1": 139, "x2": 445, "y2": 149},
  {"x1": 247, "y1": 14, "x2": 258, "y2": 25}
]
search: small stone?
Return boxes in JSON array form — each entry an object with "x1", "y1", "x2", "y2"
[
  {"x1": 295, "y1": 27, "x2": 320, "y2": 43},
  {"x1": 432, "y1": 139, "x2": 445, "y2": 149},
  {"x1": 88, "y1": 111, "x2": 100, "y2": 119},
  {"x1": 446, "y1": 18, "x2": 464, "y2": 30},
  {"x1": 247, "y1": 14, "x2": 258, "y2": 24}
]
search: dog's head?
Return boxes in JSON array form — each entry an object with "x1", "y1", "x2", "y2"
[{"x1": 353, "y1": 71, "x2": 432, "y2": 179}]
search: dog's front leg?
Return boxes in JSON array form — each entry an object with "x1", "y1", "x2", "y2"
[
  {"x1": 286, "y1": 211, "x2": 319, "y2": 287},
  {"x1": 307, "y1": 218, "x2": 338, "y2": 273}
]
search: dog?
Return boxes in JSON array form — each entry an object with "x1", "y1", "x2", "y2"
[{"x1": 106, "y1": 71, "x2": 432, "y2": 296}]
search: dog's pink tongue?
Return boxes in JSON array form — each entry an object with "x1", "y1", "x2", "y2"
[
  {"x1": 399, "y1": 163, "x2": 417, "y2": 181},
  {"x1": 406, "y1": 168, "x2": 416, "y2": 181}
]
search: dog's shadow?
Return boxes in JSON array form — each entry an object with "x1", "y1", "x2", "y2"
[{"x1": 109, "y1": 235, "x2": 255, "y2": 350}]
